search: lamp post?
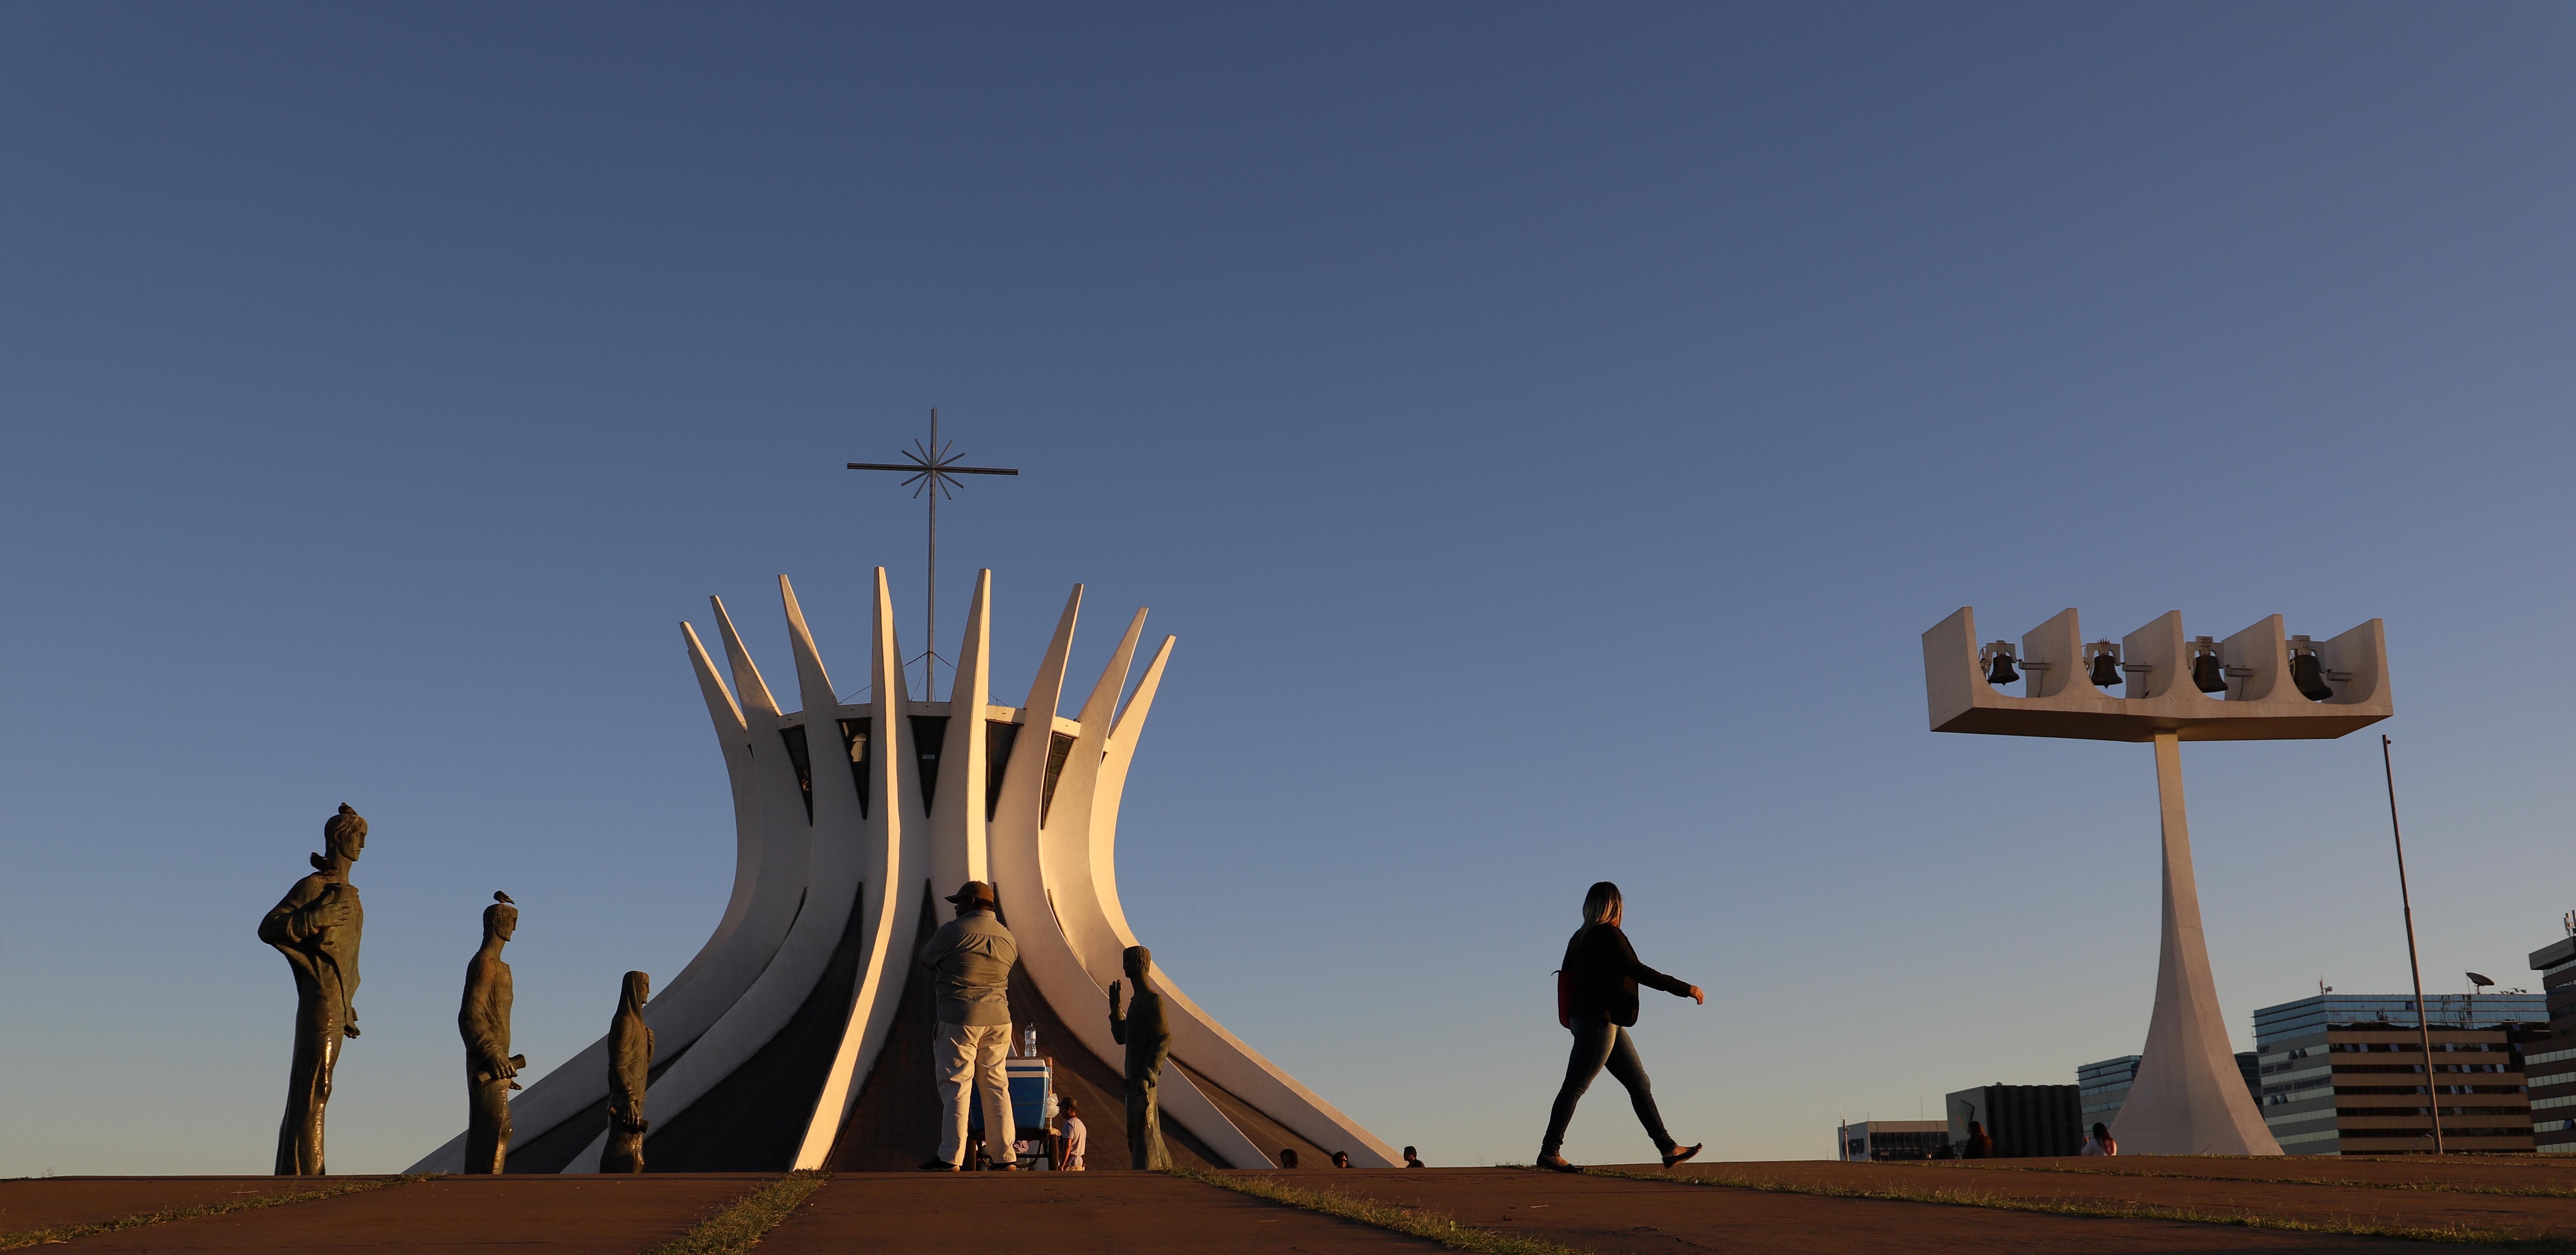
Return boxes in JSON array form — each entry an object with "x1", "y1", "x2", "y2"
[
  {"x1": 2381, "y1": 735, "x2": 2442, "y2": 1154},
  {"x1": 1925, "y1": 607, "x2": 2393, "y2": 1156}
]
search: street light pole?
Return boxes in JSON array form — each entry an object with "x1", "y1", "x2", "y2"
[{"x1": 2382, "y1": 734, "x2": 2443, "y2": 1156}]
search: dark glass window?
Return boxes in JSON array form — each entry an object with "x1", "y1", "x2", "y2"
[
  {"x1": 779, "y1": 725, "x2": 814, "y2": 824},
  {"x1": 909, "y1": 715, "x2": 950, "y2": 815},
  {"x1": 838, "y1": 719, "x2": 871, "y2": 819},
  {"x1": 985, "y1": 720, "x2": 1021, "y2": 821},
  {"x1": 1040, "y1": 731, "x2": 1077, "y2": 824},
  {"x1": 2341, "y1": 1126, "x2": 2529, "y2": 1141},
  {"x1": 2335, "y1": 1106, "x2": 2529, "y2": 1118}
]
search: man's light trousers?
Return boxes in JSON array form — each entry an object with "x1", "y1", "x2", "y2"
[{"x1": 935, "y1": 1021, "x2": 1018, "y2": 1167}]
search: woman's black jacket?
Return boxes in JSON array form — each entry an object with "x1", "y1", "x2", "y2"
[{"x1": 1559, "y1": 922, "x2": 1693, "y2": 1027}]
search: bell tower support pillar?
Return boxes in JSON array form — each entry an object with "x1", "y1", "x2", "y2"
[{"x1": 2110, "y1": 732, "x2": 2282, "y2": 1155}]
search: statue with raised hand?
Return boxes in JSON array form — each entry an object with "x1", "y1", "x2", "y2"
[
  {"x1": 259, "y1": 803, "x2": 368, "y2": 1175},
  {"x1": 459, "y1": 892, "x2": 526, "y2": 1174},
  {"x1": 601, "y1": 970, "x2": 654, "y2": 1173},
  {"x1": 1106, "y1": 945, "x2": 1172, "y2": 1170}
]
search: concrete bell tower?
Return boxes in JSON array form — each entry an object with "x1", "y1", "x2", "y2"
[{"x1": 1923, "y1": 606, "x2": 2393, "y2": 1156}]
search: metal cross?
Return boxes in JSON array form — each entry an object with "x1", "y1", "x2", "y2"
[{"x1": 848, "y1": 407, "x2": 1019, "y2": 701}]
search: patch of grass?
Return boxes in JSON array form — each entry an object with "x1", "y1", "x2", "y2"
[
  {"x1": 1572, "y1": 1165, "x2": 2576, "y2": 1251},
  {"x1": 637, "y1": 1171, "x2": 828, "y2": 1255},
  {"x1": 1171, "y1": 1165, "x2": 1589, "y2": 1255},
  {"x1": 0, "y1": 1173, "x2": 424, "y2": 1250}
]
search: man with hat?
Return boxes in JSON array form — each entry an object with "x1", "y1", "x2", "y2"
[{"x1": 916, "y1": 880, "x2": 1020, "y2": 1171}]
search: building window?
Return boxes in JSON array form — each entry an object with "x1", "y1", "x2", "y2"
[
  {"x1": 1040, "y1": 731, "x2": 1077, "y2": 824},
  {"x1": 909, "y1": 715, "x2": 949, "y2": 814},
  {"x1": 780, "y1": 725, "x2": 814, "y2": 824},
  {"x1": 838, "y1": 718, "x2": 870, "y2": 819},
  {"x1": 2335, "y1": 1106, "x2": 2530, "y2": 1118},
  {"x1": 985, "y1": 720, "x2": 1020, "y2": 821}
]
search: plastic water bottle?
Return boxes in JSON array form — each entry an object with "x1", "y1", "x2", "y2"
[{"x1": 1023, "y1": 1026, "x2": 1039, "y2": 1058}]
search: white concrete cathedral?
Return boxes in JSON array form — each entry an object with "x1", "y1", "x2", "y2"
[{"x1": 412, "y1": 568, "x2": 1393, "y2": 1172}]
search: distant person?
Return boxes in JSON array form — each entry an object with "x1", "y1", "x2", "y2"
[
  {"x1": 1963, "y1": 1120, "x2": 1995, "y2": 1159},
  {"x1": 1058, "y1": 1097, "x2": 1087, "y2": 1171},
  {"x1": 1538, "y1": 881, "x2": 1705, "y2": 1173},
  {"x1": 1278, "y1": 1148, "x2": 1300, "y2": 1168},
  {"x1": 1331, "y1": 1151, "x2": 1351, "y2": 1168},
  {"x1": 2080, "y1": 1122, "x2": 2117, "y2": 1156},
  {"x1": 1403, "y1": 1146, "x2": 1426, "y2": 1169},
  {"x1": 916, "y1": 881, "x2": 1019, "y2": 1172}
]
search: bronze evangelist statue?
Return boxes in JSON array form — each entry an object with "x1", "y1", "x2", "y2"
[
  {"x1": 601, "y1": 970, "x2": 654, "y2": 1173},
  {"x1": 259, "y1": 803, "x2": 368, "y2": 1175},
  {"x1": 1106, "y1": 945, "x2": 1172, "y2": 1170},
  {"x1": 459, "y1": 892, "x2": 525, "y2": 1174}
]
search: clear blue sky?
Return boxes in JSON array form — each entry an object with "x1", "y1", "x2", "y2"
[{"x1": 4, "y1": 3, "x2": 2571, "y2": 1174}]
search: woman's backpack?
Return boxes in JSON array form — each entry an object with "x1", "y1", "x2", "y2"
[{"x1": 1553, "y1": 923, "x2": 1593, "y2": 1028}]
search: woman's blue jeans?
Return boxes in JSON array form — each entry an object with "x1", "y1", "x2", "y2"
[{"x1": 1541, "y1": 1016, "x2": 1674, "y2": 1158}]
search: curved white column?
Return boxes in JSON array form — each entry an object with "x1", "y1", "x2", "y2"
[
  {"x1": 1089, "y1": 636, "x2": 1398, "y2": 1165},
  {"x1": 407, "y1": 604, "x2": 810, "y2": 1173},
  {"x1": 568, "y1": 573, "x2": 891, "y2": 1170},
  {"x1": 980, "y1": 593, "x2": 1260, "y2": 1167},
  {"x1": 2109, "y1": 733, "x2": 2282, "y2": 1155},
  {"x1": 791, "y1": 568, "x2": 931, "y2": 1168},
  {"x1": 931, "y1": 571, "x2": 994, "y2": 891},
  {"x1": 1042, "y1": 616, "x2": 1397, "y2": 1165}
]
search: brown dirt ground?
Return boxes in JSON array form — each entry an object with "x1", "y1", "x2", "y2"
[
  {"x1": 762, "y1": 1171, "x2": 1447, "y2": 1253},
  {"x1": 33, "y1": 1173, "x2": 768, "y2": 1253},
  {"x1": 1241, "y1": 1167, "x2": 2522, "y2": 1255},
  {"x1": 16, "y1": 1160, "x2": 2576, "y2": 1253},
  {"x1": 1646, "y1": 1157, "x2": 2576, "y2": 1238},
  {"x1": 0, "y1": 1177, "x2": 356, "y2": 1236},
  {"x1": 1929, "y1": 1154, "x2": 2576, "y2": 1191}
]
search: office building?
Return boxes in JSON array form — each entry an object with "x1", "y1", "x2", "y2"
[
  {"x1": 2257, "y1": 993, "x2": 2546, "y2": 1043},
  {"x1": 1836, "y1": 1120, "x2": 1949, "y2": 1162},
  {"x1": 1945, "y1": 1085, "x2": 2082, "y2": 1158},
  {"x1": 2252, "y1": 992, "x2": 2547, "y2": 1156},
  {"x1": 2526, "y1": 934, "x2": 2576, "y2": 1153},
  {"x1": 2078, "y1": 1053, "x2": 2258, "y2": 1131},
  {"x1": 2077, "y1": 1056, "x2": 2140, "y2": 1128}
]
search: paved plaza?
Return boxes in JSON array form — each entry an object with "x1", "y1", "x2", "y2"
[{"x1": 13, "y1": 1157, "x2": 2576, "y2": 1253}]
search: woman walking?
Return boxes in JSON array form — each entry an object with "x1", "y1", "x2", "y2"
[{"x1": 1540, "y1": 881, "x2": 1705, "y2": 1172}]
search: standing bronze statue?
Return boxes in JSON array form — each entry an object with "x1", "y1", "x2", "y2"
[
  {"x1": 601, "y1": 970, "x2": 653, "y2": 1173},
  {"x1": 458, "y1": 892, "x2": 525, "y2": 1174},
  {"x1": 1106, "y1": 945, "x2": 1172, "y2": 1170},
  {"x1": 259, "y1": 803, "x2": 368, "y2": 1176}
]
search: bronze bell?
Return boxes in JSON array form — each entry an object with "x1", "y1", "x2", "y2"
[
  {"x1": 2291, "y1": 650, "x2": 2334, "y2": 701},
  {"x1": 2088, "y1": 651, "x2": 2121, "y2": 688},
  {"x1": 2191, "y1": 651, "x2": 2229, "y2": 694},
  {"x1": 1986, "y1": 650, "x2": 2020, "y2": 686}
]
